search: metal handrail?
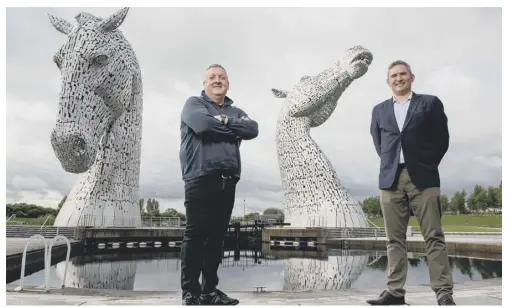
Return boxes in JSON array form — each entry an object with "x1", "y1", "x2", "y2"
[
  {"x1": 367, "y1": 219, "x2": 381, "y2": 240},
  {"x1": 15, "y1": 234, "x2": 49, "y2": 292},
  {"x1": 76, "y1": 214, "x2": 181, "y2": 228},
  {"x1": 367, "y1": 250, "x2": 383, "y2": 266},
  {"x1": 40, "y1": 215, "x2": 54, "y2": 230},
  {"x1": 367, "y1": 218, "x2": 380, "y2": 229},
  {"x1": 6, "y1": 214, "x2": 17, "y2": 224},
  {"x1": 45, "y1": 235, "x2": 71, "y2": 291}
]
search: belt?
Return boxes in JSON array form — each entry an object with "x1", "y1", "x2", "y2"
[{"x1": 398, "y1": 163, "x2": 406, "y2": 169}]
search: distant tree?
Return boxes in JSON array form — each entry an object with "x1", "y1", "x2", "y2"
[
  {"x1": 6, "y1": 203, "x2": 57, "y2": 218},
  {"x1": 161, "y1": 208, "x2": 186, "y2": 220},
  {"x1": 230, "y1": 216, "x2": 242, "y2": 223},
  {"x1": 450, "y1": 190, "x2": 467, "y2": 214},
  {"x1": 263, "y1": 207, "x2": 284, "y2": 221},
  {"x1": 487, "y1": 183, "x2": 502, "y2": 212},
  {"x1": 244, "y1": 212, "x2": 259, "y2": 221},
  {"x1": 439, "y1": 194, "x2": 450, "y2": 213},
  {"x1": 139, "y1": 198, "x2": 145, "y2": 213},
  {"x1": 145, "y1": 198, "x2": 160, "y2": 216},
  {"x1": 56, "y1": 195, "x2": 67, "y2": 215},
  {"x1": 496, "y1": 182, "x2": 502, "y2": 210},
  {"x1": 263, "y1": 208, "x2": 283, "y2": 215},
  {"x1": 468, "y1": 185, "x2": 490, "y2": 213},
  {"x1": 361, "y1": 196, "x2": 381, "y2": 218}
]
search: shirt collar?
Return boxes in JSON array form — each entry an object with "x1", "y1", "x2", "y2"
[{"x1": 392, "y1": 91, "x2": 413, "y2": 104}]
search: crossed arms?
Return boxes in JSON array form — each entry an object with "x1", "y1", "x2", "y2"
[{"x1": 181, "y1": 97, "x2": 259, "y2": 142}]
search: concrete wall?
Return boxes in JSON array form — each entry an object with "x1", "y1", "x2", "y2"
[
  {"x1": 262, "y1": 227, "x2": 328, "y2": 244},
  {"x1": 74, "y1": 228, "x2": 185, "y2": 240},
  {"x1": 332, "y1": 238, "x2": 502, "y2": 255}
]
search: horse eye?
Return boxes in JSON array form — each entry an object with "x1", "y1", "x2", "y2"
[{"x1": 94, "y1": 55, "x2": 108, "y2": 64}]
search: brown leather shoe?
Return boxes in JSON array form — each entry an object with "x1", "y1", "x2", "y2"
[{"x1": 366, "y1": 290, "x2": 406, "y2": 305}]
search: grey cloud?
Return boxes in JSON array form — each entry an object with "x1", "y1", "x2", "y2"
[{"x1": 6, "y1": 159, "x2": 76, "y2": 198}]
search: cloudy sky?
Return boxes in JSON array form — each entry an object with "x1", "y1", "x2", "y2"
[{"x1": 6, "y1": 6, "x2": 502, "y2": 218}]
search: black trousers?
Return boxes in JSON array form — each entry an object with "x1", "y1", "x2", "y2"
[{"x1": 180, "y1": 173, "x2": 237, "y2": 296}]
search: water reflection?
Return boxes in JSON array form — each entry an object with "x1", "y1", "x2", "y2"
[
  {"x1": 282, "y1": 251, "x2": 368, "y2": 290},
  {"x1": 365, "y1": 252, "x2": 502, "y2": 280},
  {"x1": 17, "y1": 246, "x2": 499, "y2": 292},
  {"x1": 55, "y1": 258, "x2": 137, "y2": 290}
]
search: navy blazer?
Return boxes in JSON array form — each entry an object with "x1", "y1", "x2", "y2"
[{"x1": 370, "y1": 92, "x2": 449, "y2": 190}]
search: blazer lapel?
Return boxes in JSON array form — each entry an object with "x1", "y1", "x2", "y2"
[
  {"x1": 386, "y1": 99, "x2": 400, "y2": 133},
  {"x1": 402, "y1": 92, "x2": 420, "y2": 131}
]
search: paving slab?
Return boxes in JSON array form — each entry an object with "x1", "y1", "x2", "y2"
[{"x1": 6, "y1": 277, "x2": 501, "y2": 305}]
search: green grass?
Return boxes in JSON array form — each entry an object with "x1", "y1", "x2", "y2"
[
  {"x1": 7, "y1": 216, "x2": 55, "y2": 225},
  {"x1": 370, "y1": 213, "x2": 502, "y2": 232}
]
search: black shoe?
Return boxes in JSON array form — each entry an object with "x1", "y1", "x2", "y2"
[
  {"x1": 200, "y1": 289, "x2": 239, "y2": 305},
  {"x1": 366, "y1": 290, "x2": 406, "y2": 305},
  {"x1": 183, "y1": 292, "x2": 201, "y2": 305},
  {"x1": 437, "y1": 294, "x2": 456, "y2": 305}
]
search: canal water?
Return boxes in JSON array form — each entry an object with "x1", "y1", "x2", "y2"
[{"x1": 9, "y1": 248, "x2": 501, "y2": 291}]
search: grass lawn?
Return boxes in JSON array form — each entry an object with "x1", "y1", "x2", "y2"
[
  {"x1": 7, "y1": 216, "x2": 55, "y2": 225},
  {"x1": 369, "y1": 213, "x2": 502, "y2": 232}
]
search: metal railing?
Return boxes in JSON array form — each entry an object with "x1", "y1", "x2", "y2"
[
  {"x1": 77, "y1": 214, "x2": 182, "y2": 228},
  {"x1": 40, "y1": 215, "x2": 54, "y2": 230},
  {"x1": 45, "y1": 235, "x2": 71, "y2": 291},
  {"x1": 141, "y1": 216, "x2": 182, "y2": 228},
  {"x1": 327, "y1": 227, "x2": 387, "y2": 239},
  {"x1": 6, "y1": 225, "x2": 75, "y2": 239},
  {"x1": 15, "y1": 234, "x2": 71, "y2": 292},
  {"x1": 15, "y1": 234, "x2": 49, "y2": 292},
  {"x1": 367, "y1": 218, "x2": 380, "y2": 229},
  {"x1": 367, "y1": 219, "x2": 381, "y2": 240},
  {"x1": 6, "y1": 214, "x2": 17, "y2": 224}
]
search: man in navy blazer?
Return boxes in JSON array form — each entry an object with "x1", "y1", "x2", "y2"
[{"x1": 367, "y1": 60, "x2": 455, "y2": 305}]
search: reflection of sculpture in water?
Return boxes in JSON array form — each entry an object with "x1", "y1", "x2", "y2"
[
  {"x1": 283, "y1": 251, "x2": 368, "y2": 290},
  {"x1": 48, "y1": 7, "x2": 142, "y2": 228},
  {"x1": 272, "y1": 46, "x2": 373, "y2": 228},
  {"x1": 54, "y1": 253, "x2": 183, "y2": 291},
  {"x1": 55, "y1": 260, "x2": 137, "y2": 290}
]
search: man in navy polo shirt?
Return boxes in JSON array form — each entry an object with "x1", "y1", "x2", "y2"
[{"x1": 179, "y1": 64, "x2": 259, "y2": 305}]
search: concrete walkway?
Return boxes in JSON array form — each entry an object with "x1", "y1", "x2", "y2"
[{"x1": 6, "y1": 278, "x2": 502, "y2": 305}]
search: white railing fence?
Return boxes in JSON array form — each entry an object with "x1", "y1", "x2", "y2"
[{"x1": 77, "y1": 214, "x2": 183, "y2": 228}]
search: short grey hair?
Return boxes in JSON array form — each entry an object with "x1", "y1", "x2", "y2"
[
  {"x1": 206, "y1": 64, "x2": 227, "y2": 73},
  {"x1": 387, "y1": 60, "x2": 413, "y2": 78}
]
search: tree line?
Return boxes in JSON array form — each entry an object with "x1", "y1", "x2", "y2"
[
  {"x1": 7, "y1": 202, "x2": 57, "y2": 218},
  {"x1": 360, "y1": 182, "x2": 502, "y2": 218},
  {"x1": 7, "y1": 198, "x2": 283, "y2": 222},
  {"x1": 6, "y1": 197, "x2": 186, "y2": 220},
  {"x1": 138, "y1": 198, "x2": 186, "y2": 220}
]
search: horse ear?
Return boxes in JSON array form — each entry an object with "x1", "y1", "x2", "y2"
[
  {"x1": 99, "y1": 7, "x2": 129, "y2": 32},
  {"x1": 272, "y1": 89, "x2": 288, "y2": 98},
  {"x1": 48, "y1": 14, "x2": 73, "y2": 35}
]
